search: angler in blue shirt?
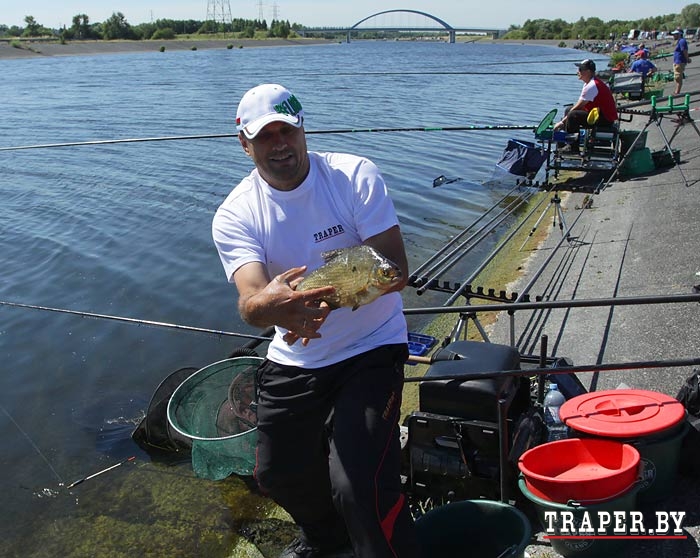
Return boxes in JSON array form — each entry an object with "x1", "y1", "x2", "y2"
[{"x1": 672, "y1": 28, "x2": 690, "y2": 94}]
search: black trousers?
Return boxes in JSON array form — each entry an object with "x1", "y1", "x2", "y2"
[
  {"x1": 564, "y1": 108, "x2": 613, "y2": 134},
  {"x1": 254, "y1": 344, "x2": 419, "y2": 558}
]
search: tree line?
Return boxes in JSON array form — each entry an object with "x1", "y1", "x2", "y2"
[
  {"x1": 2, "y1": 4, "x2": 699, "y2": 42},
  {"x1": 0, "y1": 13, "x2": 301, "y2": 40},
  {"x1": 503, "y1": 3, "x2": 699, "y2": 40}
]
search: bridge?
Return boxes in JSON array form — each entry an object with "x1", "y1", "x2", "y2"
[{"x1": 300, "y1": 9, "x2": 505, "y2": 44}]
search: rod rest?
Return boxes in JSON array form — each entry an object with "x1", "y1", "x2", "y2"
[{"x1": 651, "y1": 93, "x2": 691, "y2": 114}]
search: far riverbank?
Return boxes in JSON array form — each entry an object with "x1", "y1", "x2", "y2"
[
  {"x1": 0, "y1": 37, "x2": 597, "y2": 61},
  {"x1": 0, "y1": 37, "x2": 337, "y2": 60}
]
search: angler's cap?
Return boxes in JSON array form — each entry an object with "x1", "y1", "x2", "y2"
[
  {"x1": 671, "y1": 28, "x2": 683, "y2": 36},
  {"x1": 575, "y1": 59, "x2": 596, "y2": 72},
  {"x1": 236, "y1": 84, "x2": 304, "y2": 139}
]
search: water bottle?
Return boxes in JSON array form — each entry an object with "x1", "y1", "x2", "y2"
[{"x1": 544, "y1": 383, "x2": 568, "y2": 442}]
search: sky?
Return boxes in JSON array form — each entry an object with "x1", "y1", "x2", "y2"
[{"x1": 2, "y1": 0, "x2": 692, "y2": 30}]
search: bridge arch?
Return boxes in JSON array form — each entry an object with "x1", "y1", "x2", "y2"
[
  {"x1": 348, "y1": 9, "x2": 456, "y2": 43},
  {"x1": 350, "y1": 10, "x2": 453, "y2": 32}
]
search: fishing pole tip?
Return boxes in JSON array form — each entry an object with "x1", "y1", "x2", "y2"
[{"x1": 65, "y1": 456, "x2": 137, "y2": 489}]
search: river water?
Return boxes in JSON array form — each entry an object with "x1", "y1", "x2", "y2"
[{"x1": 1, "y1": 40, "x2": 597, "y2": 556}]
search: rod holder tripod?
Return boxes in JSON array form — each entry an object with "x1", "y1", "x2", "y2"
[
  {"x1": 520, "y1": 192, "x2": 570, "y2": 251},
  {"x1": 604, "y1": 94, "x2": 699, "y2": 189}
]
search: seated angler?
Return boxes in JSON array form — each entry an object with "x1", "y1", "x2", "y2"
[{"x1": 553, "y1": 59, "x2": 619, "y2": 154}]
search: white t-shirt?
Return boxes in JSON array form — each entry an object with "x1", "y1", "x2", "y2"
[
  {"x1": 579, "y1": 79, "x2": 599, "y2": 103},
  {"x1": 212, "y1": 151, "x2": 407, "y2": 368}
]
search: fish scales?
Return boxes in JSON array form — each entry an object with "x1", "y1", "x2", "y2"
[{"x1": 296, "y1": 245, "x2": 402, "y2": 311}]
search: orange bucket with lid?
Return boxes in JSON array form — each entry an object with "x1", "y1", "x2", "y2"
[{"x1": 559, "y1": 389, "x2": 687, "y2": 503}]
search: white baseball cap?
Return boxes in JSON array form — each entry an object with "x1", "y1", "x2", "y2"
[{"x1": 235, "y1": 84, "x2": 304, "y2": 139}]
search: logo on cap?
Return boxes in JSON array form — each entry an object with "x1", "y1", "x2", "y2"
[{"x1": 274, "y1": 95, "x2": 302, "y2": 118}]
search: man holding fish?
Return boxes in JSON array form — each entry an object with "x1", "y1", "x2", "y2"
[{"x1": 212, "y1": 84, "x2": 418, "y2": 558}]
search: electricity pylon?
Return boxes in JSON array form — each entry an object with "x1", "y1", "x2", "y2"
[{"x1": 206, "y1": 0, "x2": 233, "y2": 27}]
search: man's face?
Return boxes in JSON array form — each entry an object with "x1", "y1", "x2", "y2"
[
  {"x1": 577, "y1": 67, "x2": 593, "y2": 82},
  {"x1": 239, "y1": 121, "x2": 310, "y2": 191}
]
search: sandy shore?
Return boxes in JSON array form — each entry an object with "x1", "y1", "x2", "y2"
[{"x1": 0, "y1": 37, "x2": 337, "y2": 60}]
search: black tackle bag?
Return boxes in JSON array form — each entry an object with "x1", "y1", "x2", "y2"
[{"x1": 676, "y1": 369, "x2": 700, "y2": 477}]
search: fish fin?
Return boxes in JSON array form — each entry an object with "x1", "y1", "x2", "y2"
[
  {"x1": 352, "y1": 304, "x2": 360, "y2": 311},
  {"x1": 320, "y1": 248, "x2": 345, "y2": 263}
]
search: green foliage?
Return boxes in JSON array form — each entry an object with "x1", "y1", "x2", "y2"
[
  {"x1": 504, "y1": 29, "x2": 529, "y2": 40},
  {"x1": 610, "y1": 51, "x2": 629, "y2": 67},
  {"x1": 267, "y1": 19, "x2": 292, "y2": 38},
  {"x1": 102, "y1": 12, "x2": 136, "y2": 40},
  {"x1": 3, "y1": 14, "x2": 304, "y2": 42},
  {"x1": 63, "y1": 13, "x2": 101, "y2": 40},
  {"x1": 503, "y1": 7, "x2": 697, "y2": 40},
  {"x1": 151, "y1": 27, "x2": 176, "y2": 40},
  {"x1": 20, "y1": 15, "x2": 52, "y2": 37},
  {"x1": 1, "y1": 24, "x2": 22, "y2": 37},
  {"x1": 159, "y1": 45, "x2": 165, "y2": 52},
  {"x1": 681, "y1": 3, "x2": 700, "y2": 26},
  {"x1": 22, "y1": 15, "x2": 39, "y2": 35},
  {"x1": 197, "y1": 20, "x2": 218, "y2": 34}
]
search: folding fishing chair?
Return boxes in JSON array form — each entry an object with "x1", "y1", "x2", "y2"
[{"x1": 582, "y1": 115, "x2": 621, "y2": 163}]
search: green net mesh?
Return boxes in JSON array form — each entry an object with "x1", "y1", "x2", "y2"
[{"x1": 167, "y1": 356, "x2": 261, "y2": 480}]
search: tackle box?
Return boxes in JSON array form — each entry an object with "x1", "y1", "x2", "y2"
[{"x1": 406, "y1": 332, "x2": 438, "y2": 365}]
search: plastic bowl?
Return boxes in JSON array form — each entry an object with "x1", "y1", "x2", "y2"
[{"x1": 518, "y1": 438, "x2": 640, "y2": 503}]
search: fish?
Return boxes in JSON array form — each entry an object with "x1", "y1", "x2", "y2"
[{"x1": 296, "y1": 245, "x2": 403, "y2": 311}]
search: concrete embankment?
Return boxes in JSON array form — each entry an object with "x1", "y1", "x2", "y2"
[
  {"x1": 485, "y1": 52, "x2": 700, "y2": 558},
  {"x1": 0, "y1": 37, "x2": 335, "y2": 59}
]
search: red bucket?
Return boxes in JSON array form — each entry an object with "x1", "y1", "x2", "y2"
[
  {"x1": 559, "y1": 389, "x2": 687, "y2": 503},
  {"x1": 518, "y1": 438, "x2": 640, "y2": 504}
]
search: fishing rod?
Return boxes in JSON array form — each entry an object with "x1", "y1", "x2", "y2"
[
  {"x1": 1, "y1": 403, "x2": 65, "y2": 485},
  {"x1": 306, "y1": 70, "x2": 574, "y2": 76},
  {"x1": 66, "y1": 456, "x2": 136, "y2": 489},
  {"x1": 0, "y1": 123, "x2": 537, "y2": 152},
  {"x1": 404, "y1": 291, "x2": 700, "y2": 316},
  {"x1": 0, "y1": 300, "x2": 272, "y2": 342},
  {"x1": 409, "y1": 182, "x2": 524, "y2": 284},
  {"x1": 412, "y1": 186, "x2": 536, "y2": 295},
  {"x1": 404, "y1": 356, "x2": 700, "y2": 376}
]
